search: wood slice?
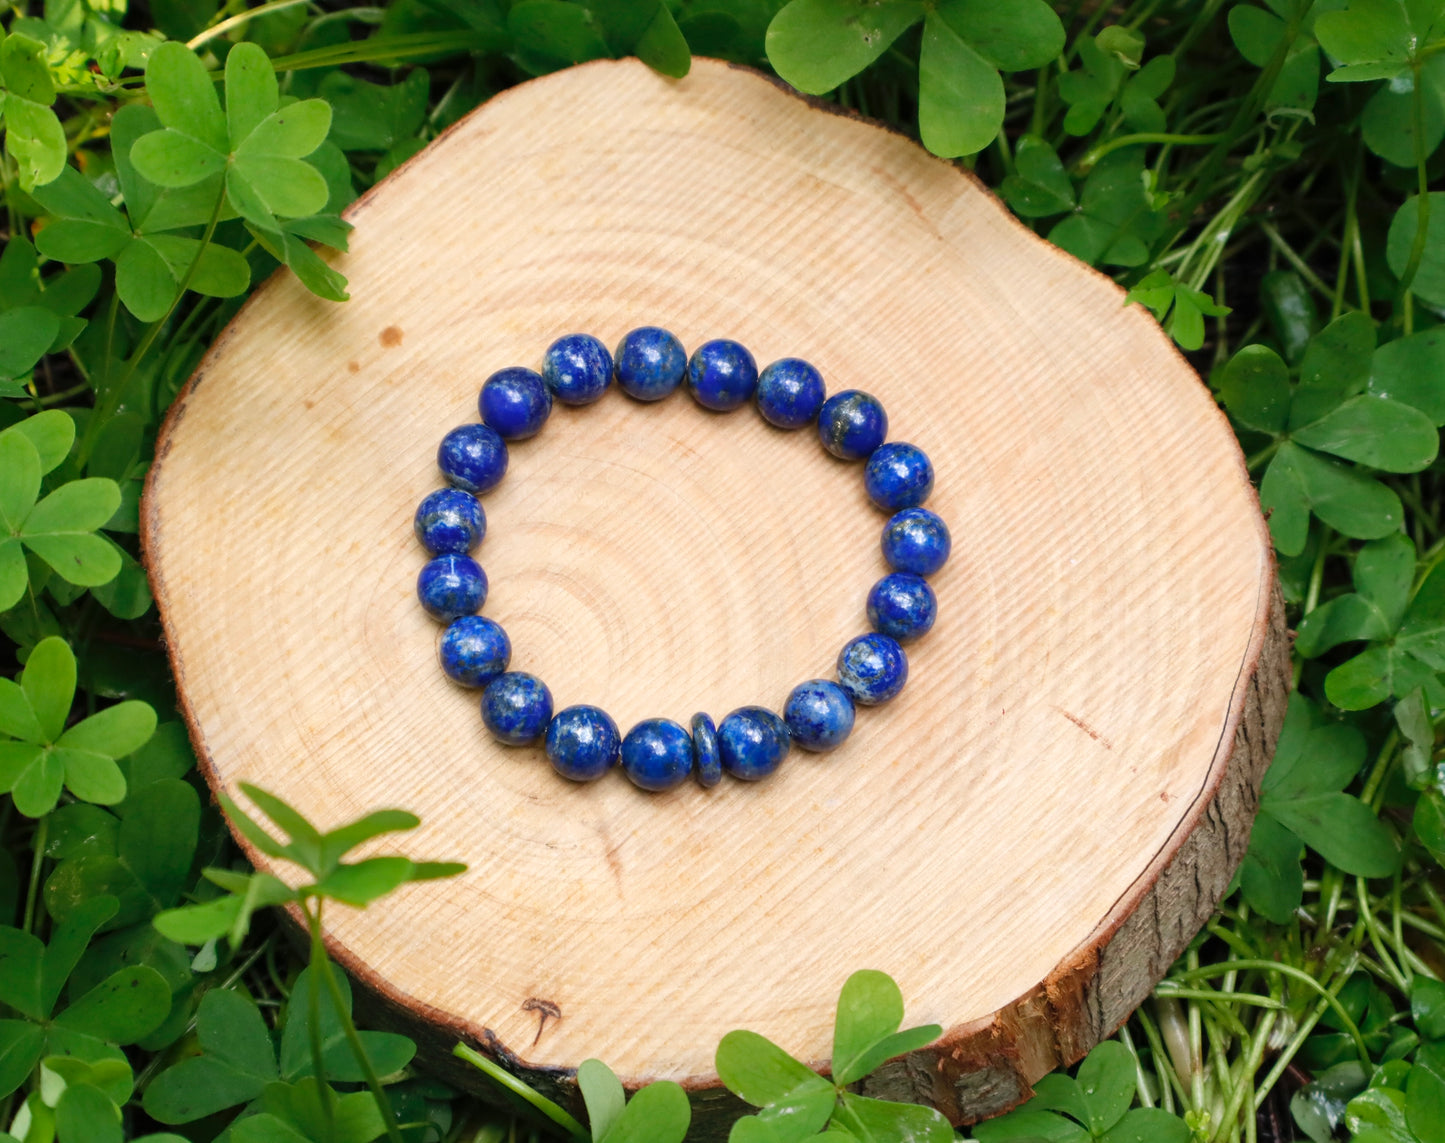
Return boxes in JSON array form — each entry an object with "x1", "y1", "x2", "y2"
[{"x1": 142, "y1": 57, "x2": 1290, "y2": 1129}]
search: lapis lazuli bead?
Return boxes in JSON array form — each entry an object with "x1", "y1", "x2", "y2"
[
  {"x1": 783, "y1": 679, "x2": 855, "y2": 752},
  {"x1": 620, "y1": 718, "x2": 693, "y2": 791},
  {"x1": 414, "y1": 488, "x2": 485, "y2": 555},
  {"x1": 691, "y1": 712, "x2": 722, "y2": 788},
  {"x1": 543, "y1": 333, "x2": 613, "y2": 405},
  {"x1": 837, "y1": 633, "x2": 908, "y2": 705},
  {"x1": 687, "y1": 339, "x2": 758, "y2": 411},
  {"x1": 438, "y1": 424, "x2": 508, "y2": 494},
  {"x1": 545, "y1": 705, "x2": 621, "y2": 781},
  {"x1": 864, "y1": 442, "x2": 934, "y2": 512},
  {"x1": 756, "y1": 358, "x2": 826, "y2": 429},
  {"x1": 482, "y1": 672, "x2": 553, "y2": 745},
  {"x1": 439, "y1": 615, "x2": 510, "y2": 687},
  {"x1": 867, "y1": 573, "x2": 937, "y2": 642},
  {"x1": 882, "y1": 508, "x2": 952, "y2": 577},
  {"x1": 718, "y1": 707, "x2": 791, "y2": 781},
  {"x1": 417, "y1": 555, "x2": 486, "y2": 621},
  {"x1": 480, "y1": 367, "x2": 552, "y2": 440},
  {"x1": 818, "y1": 390, "x2": 887, "y2": 460},
  {"x1": 615, "y1": 327, "x2": 687, "y2": 402}
]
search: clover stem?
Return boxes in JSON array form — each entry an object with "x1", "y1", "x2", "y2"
[
  {"x1": 305, "y1": 899, "x2": 337, "y2": 1140},
  {"x1": 452, "y1": 1043, "x2": 589, "y2": 1143},
  {"x1": 76, "y1": 184, "x2": 227, "y2": 467},
  {"x1": 314, "y1": 932, "x2": 407, "y2": 1143},
  {"x1": 1393, "y1": 60, "x2": 1432, "y2": 333},
  {"x1": 187, "y1": 0, "x2": 312, "y2": 50},
  {"x1": 21, "y1": 815, "x2": 46, "y2": 934}
]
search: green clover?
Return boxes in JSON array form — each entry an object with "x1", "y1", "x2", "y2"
[
  {"x1": 0, "y1": 27, "x2": 67, "y2": 191},
  {"x1": 0, "y1": 635, "x2": 156, "y2": 817}
]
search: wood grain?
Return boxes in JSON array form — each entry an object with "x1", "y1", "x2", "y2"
[{"x1": 141, "y1": 57, "x2": 1290, "y2": 1128}]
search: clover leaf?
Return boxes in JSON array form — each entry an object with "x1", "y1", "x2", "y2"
[
  {"x1": 0, "y1": 240, "x2": 99, "y2": 395},
  {"x1": 1228, "y1": 0, "x2": 1331, "y2": 113},
  {"x1": 0, "y1": 636, "x2": 155, "y2": 818},
  {"x1": 1238, "y1": 694, "x2": 1401, "y2": 921},
  {"x1": 0, "y1": 29, "x2": 67, "y2": 191},
  {"x1": 0, "y1": 895, "x2": 170, "y2": 1101},
  {"x1": 1125, "y1": 269, "x2": 1231, "y2": 351},
  {"x1": 0, "y1": 423, "x2": 124, "y2": 613},
  {"x1": 1387, "y1": 193, "x2": 1445, "y2": 309},
  {"x1": 715, "y1": 970, "x2": 946, "y2": 1143},
  {"x1": 766, "y1": 0, "x2": 1062, "y2": 157},
  {"x1": 974, "y1": 1041, "x2": 1187, "y2": 1143},
  {"x1": 1049, "y1": 148, "x2": 1166, "y2": 269},
  {"x1": 1362, "y1": 55, "x2": 1445, "y2": 167},
  {"x1": 1316, "y1": 0, "x2": 1445, "y2": 84},
  {"x1": 1218, "y1": 313, "x2": 1440, "y2": 556}
]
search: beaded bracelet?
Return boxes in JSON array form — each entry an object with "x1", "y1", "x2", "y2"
[{"x1": 414, "y1": 328, "x2": 951, "y2": 793}]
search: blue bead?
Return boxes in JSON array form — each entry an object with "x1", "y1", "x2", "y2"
[
  {"x1": 546, "y1": 705, "x2": 621, "y2": 781},
  {"x1": 481, "y1": 672, "x2": 553, "y2": 745},
  {"x1": 687, "y1": 339, "x2": 758, "y2": 411},
  {"x1": 620, "y1": 718, "x2": 693, "y2": 791},
  {"x1": 783, "y1": 679, "x2": 855, "y2": 752},
  {"x1": 867, "y1": 574, "x2": 937, "y2": 642},
  {"x1": 439, "y1": 616, "x2": 510, "y2": 687},
  {"x1": 480, "y1": 367, "x2": 552, "y2": 440},
  {"x1": 615, "y1": 327, "x2": 687, "y2": 401},
  {"x1": 414, "y1": 488, "x2": 485, "y2": 555},
  {"x1": 881, "y1": 508, "x2": 952, "y2": 576},
  {"x1": 543, "y1": 333, "x2": 613, "y2": 405},
  {"x1": 864, "y1": 442, "x2": 934, "y2": 511},
  {"x1": 438, "y1": 424, "x2": 508, "y2": 494},
  {"x1": 756, "y1": 358, "x2": 826, "y2": 428},
  {"x1": 418, "y1": 555, "x2": 486, "y2": 621},
  {"x1": 717, "y1": 706, "x2": 791, "y2": 781},
  {"x1": 837, "y1": 633, "x2": 908, "y2": 705},
  {"x1": 818, "y1": 391, "x2": 887, "y2": 460},
  {"x1": 691, "y1": 712, "x2": 722, "y2": 788}
]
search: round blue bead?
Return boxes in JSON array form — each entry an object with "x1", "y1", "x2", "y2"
[
  {"x1": 818, "y1": 391, "x2": 887, "y2": 460},
  {"x1": 687, "y1": 339, "x2": 758, "y2": 411},
  {"x1": 438, "y1": 424, "x2": 508, "y2": 494},
  {"x1": 717, "y1": 706, "x2": 791, "y2": 781},
  {"x1": 545, "y1": 705, "x2": 621, "y2": 781},
  {"x1": 837, "y1": 633, "x2": 908, "y2": 705},
  {"x1": 691, "y1": 712, "x2": 722, "y2": 788},
  {"x1": 864, "y1": 442, "x2": 934, "y2": 511},
  {"x1": 615, "y1": 327, "x2": 687, "y2": 402},
  {"x1": 480, "y1": 367, "x2": 551, "y2": 440},
  {"x1": 414, "y1": 488, "x2": 485, "y2": 555},
  {"x1": 417, "y1": 555, "x2": 487, "y2": 621},
  {"x1": 543, "y1": 333, "x2": 613, "y2": 405},
  {"x1": 867, "y1": 574, "x2": 937, "y2": 642},
  {"x1": 481, "y1": 672, "x2": 553, "y2": 745},
  {"x1": 783, "y1": 679, "x2": 855, "y2": 752},
  {"x1": 881, "y1": 508, "x2": 952, "y2": 577},
  {"x1": 620, "y1": 718, "x2": 693, "y2": 791},
  {"x1": 756, "y1": 358, "x2": 826, "y2": 428},
  {"x1": 439, "y1": 616, "x2": 510, "y2": 687}
]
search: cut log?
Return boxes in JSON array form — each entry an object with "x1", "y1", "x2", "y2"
[{"x1": 141, "y1": 57, "x2": 1290, "y2": 1132}]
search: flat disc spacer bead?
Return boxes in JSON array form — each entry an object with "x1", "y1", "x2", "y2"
[
  {"x1": 481, "y1": 672, "x2": 553, "y2": 745},
  {"x1": 837, "y1": 633, "x2": 908, "y2": 705},
  {"x1": 621, "y1": 718, "x2": 693, "y2": 791},
  {"x1": 782, "y1": 679, "x2": 855, "y2": 751},
  {"x1": 818, "y1": 390, "x2": 887, "y2": 460},
  {"x1": 546, "y1": 705, "x2": 621, "y2": 781},
  {"x1": 691, "y1": 713, "x2": 722, "y2": 787},
  {"x1": 717, "y1": 707, "x2": 791, "y2": 780},
  {"x1": 439, "y1": 615, "x2": 511, "y2": 687}
]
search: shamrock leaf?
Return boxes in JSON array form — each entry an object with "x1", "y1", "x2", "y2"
[
  {"x1": 0, "y1": 636, "x2": 155, "y2": 817},
  {"x1": 766, "y1": 0, "x2": 1060, "y2": 156},
  {"x1": 0, "y1": 31, "x2": 67, "y2": 190},
  {"x1": 1238, "y1": 694, "x2": 1401, "y2": 921},
  {"x1": 1388, "y1": 193, "x2": 1445, "y2": 309},
  {"x1": 1001, "y1": 136, "x2": 1075, "y2": 218},
  {"x1": 0, "y1": 239, "x2": 100, "y2": 374},
  {"x1": 1228, "y1": 0, "x2": 1329, "y2": 112},
  {"x1": 1362, "y1": 55, "x2": 1445, "y2": 167},
  {"x1": 1050, "y1": 148, "x2": 1166, "y2": 268},
  {"x1": 831, "y1": 970, "x2": 941, "y2": 1086},
  {"x1": 1124, "y1": 269, "x2": 1231, "y2": 350},
  {"x1": 1316, "y1": 0, "x2": 1445, "y2": 83},
  {"x1": 1057, "y1": 34, "x2": 1126, "y2": 135}
]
